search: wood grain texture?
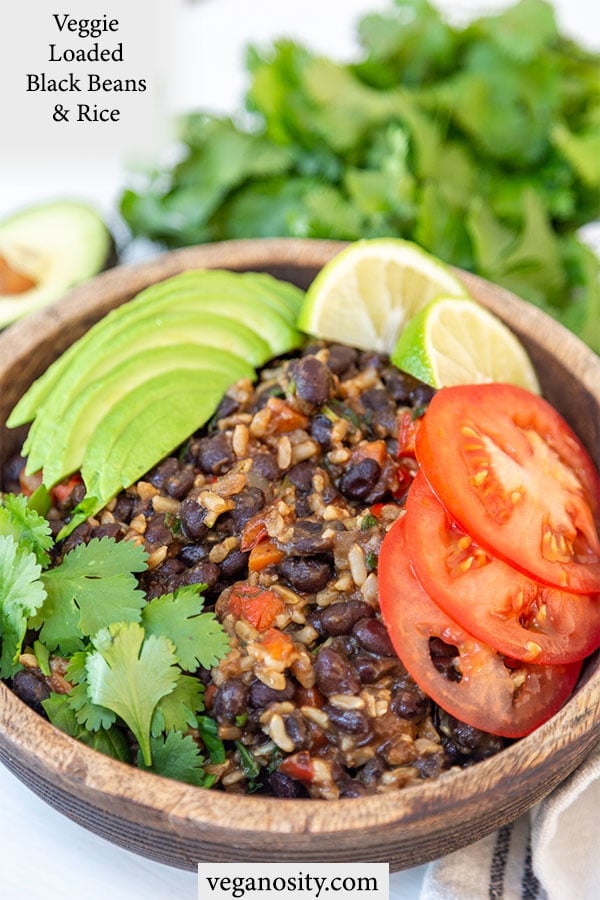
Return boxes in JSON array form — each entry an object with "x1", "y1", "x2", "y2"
[{"x1": 0, "y1": 238, "x2": 598, "y2": 871}]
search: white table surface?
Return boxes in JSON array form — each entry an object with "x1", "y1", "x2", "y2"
[{"x1": 1, "y1": 2, "x2": 598, "y2": 897}]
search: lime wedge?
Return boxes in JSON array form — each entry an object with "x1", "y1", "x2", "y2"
[
  {"x1": 297, "y1": 238, "x2": 469, "y2": 353},
  {"x1": 391, "y1": 296, "x2": 540, "y2": 393}
]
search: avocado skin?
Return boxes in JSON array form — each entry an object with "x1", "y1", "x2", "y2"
[{"x1": 0, "y1": 200, "x2": 114, "y2": 329}]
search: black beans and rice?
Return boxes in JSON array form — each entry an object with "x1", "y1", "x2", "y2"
[{"x1": 5, "y1": 343, "x2": 506, "y2": 798}]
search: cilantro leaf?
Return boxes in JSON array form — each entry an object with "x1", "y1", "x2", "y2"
[
  {"x1": 197, "y1": 714, "x2": 226, "y2": 765},
  {"x1": 65, "y1": 651, "x2": 117, "y2": 731},
  {"x1": 35, "y1": 537, "x2": 147, "y2": 654},
  {"x1": 0, "y1": 493, "x2": 53, "y2": 566},
  {"x1": 85, "y1": 621, "x2": 180, "y2": 766},
  {"x1": 142, "y1": 584, "x2": 229, "y2": 671},
  {"x1": 43, "y1": 692, "x2": 130, "y2": 762},
  {"x1": 0, "y1": 535, "x2": 47, "y2": 677},
  {"x1": 151, "y1": 674, "x2": 205, "y2": 737},
  {"x1": 137, "y1": 730, "x2": 214, "y2": 787}
]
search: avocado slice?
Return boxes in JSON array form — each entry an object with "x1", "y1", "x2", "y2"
[
  {"x1": 42, "y1": 344, "x2": 253, "y2": 487},
  {"x1": 135, "y1": 269, "x2": 302, "y2": 323},
  {"x1": 23, "y1": 311, "x2": 270, "y2": 473},
  {"x1": 0, "y1": 200, "x2": 113, "y2": 328},
  {"x1": 8, "y1": 268, "x2": 302, "y2": 427},
  {"x1": 80, "y1": 368, "x2": 235, "y2": 518}
]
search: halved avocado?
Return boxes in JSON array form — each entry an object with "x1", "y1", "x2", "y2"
[
  {"x1": 23, "y1": 312, "x2": 270, "y2": 473},
  {"x1": 80, "y1": 368, "x2": 234, "y2": 516},
  {"x1": 0, "y1": 200, "x2": 113, "y2": 328},
  {"x1": 42, "y1": 344, "x2": 254, "y2": 487}
]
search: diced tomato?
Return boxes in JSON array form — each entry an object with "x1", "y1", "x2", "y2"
[
  {"x1": 248, "y1": 539, "x2": 285, "y2": 572},
  {"x1": 405, "y1": 471, "x2": 600, "y2": 664},
  {"x1": 240, "y1": 513, "x2": 268, "y2": 551},
  {"x1": 50, "y1": 473, "x2": 83, "y2": 506},
  {"x1": 258, "y1": 628, "x2": 297, "y2": 665},
  {"x1": 416, "y1": 384, "x2": 600, "y2": 593},
  {"x1": 397, "y1": 410, "x2": 422, "y2": 458},
  {"x1": 278, "y1": 751, "x2": 315, "y2": 784},
  {"x1": 378, "y1": 517, "x2": 582, "y2": 738},
  {"x1": 266, "y1": 396, "x2": 309, "y2": 433},
  {"x1": 228, "y1": 584, "x2": 285, "y2": 631},
  {"x1": 352, "y1": 439, "x2": 388, "y2": 467}
]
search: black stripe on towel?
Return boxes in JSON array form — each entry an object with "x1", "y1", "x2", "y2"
[
  {"x1": 489, "y1": 824, "x2": 512, "y2": 899},
  {"x1": 521, "y1": 831, "x2": 541, "y2": 899}
]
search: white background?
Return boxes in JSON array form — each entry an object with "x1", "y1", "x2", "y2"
[{"x1": 1, "y1": 2, "x2": 598, "y2": 898}]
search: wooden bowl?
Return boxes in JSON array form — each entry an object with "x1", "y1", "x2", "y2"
[{"x1": 0, "y1": 238, "x2": 598, "y2": 871}]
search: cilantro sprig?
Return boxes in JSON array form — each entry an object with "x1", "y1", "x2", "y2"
[{"x1": 0, "y1": 493, "x2": 231, "y2": 775}]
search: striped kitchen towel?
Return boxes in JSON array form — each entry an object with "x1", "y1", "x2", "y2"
[{"x1": 421, "y1": 742, "x2": 600, "y2": 900}]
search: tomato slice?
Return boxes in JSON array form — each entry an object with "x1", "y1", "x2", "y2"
[
  {"x1": 415, "y1": 384, "x2": 600, "y2": 594},
  {"x1": 378, "y1": 517, "x2": 582, "y2": 738},
  {"x1": 405, "y1": 471, "x2": 600, "y2": 664}
]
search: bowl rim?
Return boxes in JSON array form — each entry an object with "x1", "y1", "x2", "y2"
[{"x1": 0, "y1": 237, "x2": 598, "y2": 862}]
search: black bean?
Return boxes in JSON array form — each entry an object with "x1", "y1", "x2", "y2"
[
  {"x1": 287, "y1": 462, "x2": 316, "y2": 494},
  {"x1": 310, "y1": 413, "x2": 333, "y2": 449},
  {"x1": 370, "y1": 407, "x2": 398, "y2": 437},
  {"x1": 192, "y1": 433, "x2": 234, "y2": 475},
  {"x1": 90, "y1": 522, "x2": 122, "y2": 541},
  {"x1": 352, "y1": 618, "x2": 396, "y2": 656},
  {"x1": 214, "y1": 394, "x2": 239, "y2": 420},
  {"x1": 429, "y1": 637, "x2": 461, "y2": 682},
  {"x1": 144, "y1": 514, "x2": 173, "y2": 546},
  {"x1": 278, "y1": 556, "x2": 333, "y2": 593},
  {"x1": 318, "y1": 600, "x2": 373, "y2": 637},
  {"x1": 339, "y1": 781, "x2": 369, "y2": 798},
  {"x1": 11, "y1": 669, "x2": 51, "y2": 714},
  {"x1": 267, "y1": 771, "x2": 308, "y2": 798},
  {"x1": 314, "y1": 647, "x2": 361, "y2": 696},
  {"x1": 2, "y1": 453, "x2": 25, "y2": 492},
  {"x1": 289, "y1": 356, "x2": 332, "y2": 406},
  {"x1": 179, "y1": 498, "x2": 208, "y2": 540},
  {"x1": 286, "y1": 520, "x2": 335, "y2": 556},
  {"x1": 249, "y1": 678, "x2": 295, "y2": 708},
  {"x1": 435, "y1": 708, "x2": 505, "y2": 763},
  {"x1": 230, "y1": 487, "x2": 265, "y2": 530},
  {"x1": 327, "y1": 344, "x2": 357, "y2": 376},
  {"x1": 339, "y1": 458, "x2": 381, "y2": 500},
  {"x1": 409, "y1": 382, "x2": 436, "y2": 407},
  {"x1": 148, "y1": 457, "x2": 180, "y2": 489},
  {"x1": 323, "y1": 704, "x2": 371, "y2": 735},
  {"x1": 354, "y1": 654, "x2": 401, "y2": 684},
  {"x1": 113, "y1": 493, "x2": 134, "y2": 523},
  {"x1": 414, "y1": 754, "x2": 445, "y2": 779},
  {"x1": 360, "y1": 388, "x2": 393, "y2": 412},
  {"x1": 213, "y1": 679, "x2": 249, "y2": 722},
  {"x1": 384, "y1": 372, "x2": 416, "y2": 404},
  {"x1": 179, "y1": 560, "x2": 220, "y2": 590},
  {"x1": 178, "y1": 543, "x2": 209, "y2": 566},
  {"x1": 164, "y1": 467, "x2": 195, "y2": 500},
  {"x1": 284, "y1": 712, "x2": 311, "y2": 749},
  {"x1": 220, "y1": 549, "x2": 249, "y2": 580},
  {"x1": 251, "y1": 452, "x2": 280, "y2": 481},
  {"x1": 390, "y1": 685, "x2": 430, "y2": 720}
]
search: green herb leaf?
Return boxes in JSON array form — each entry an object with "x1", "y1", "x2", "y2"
[
  {"x1": 0, "y1": 493, "x2": 53, "y2": 566},
  {"x1": 142, "y1": 584, "x2": 230, "y2": 671},
  {"x1": 0, "y1": 535, "x2": 46, "y2": 677},
  {"x1": 43, "y1": 692, "x2": 130, "y2": 762},
  {"x1": 35, "y1": 537, "x2": 147, "y2": 654},
  {"x1": 65, "y1": 651, "x2": 117, "y2": 732},
  {"x1": 197, "y1": 714, "x2": 226, "y2": 764},
  {"x1": 85, "y1": 621, "x2": 180, "y2": 766},
  {"x1": 138, "y1": 730, "x2": 214, "y2": 786},
  {"x1": 151, "y1": 674, "x2": 205, "y2": 737}
]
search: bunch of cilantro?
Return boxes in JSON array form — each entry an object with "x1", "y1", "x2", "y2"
[
  {"x1": 120, "y1": 0, "x2": 599, "y2": 352},
  {"x1": 0, "y1": 493, "x2": 230, "y2": 784}
]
